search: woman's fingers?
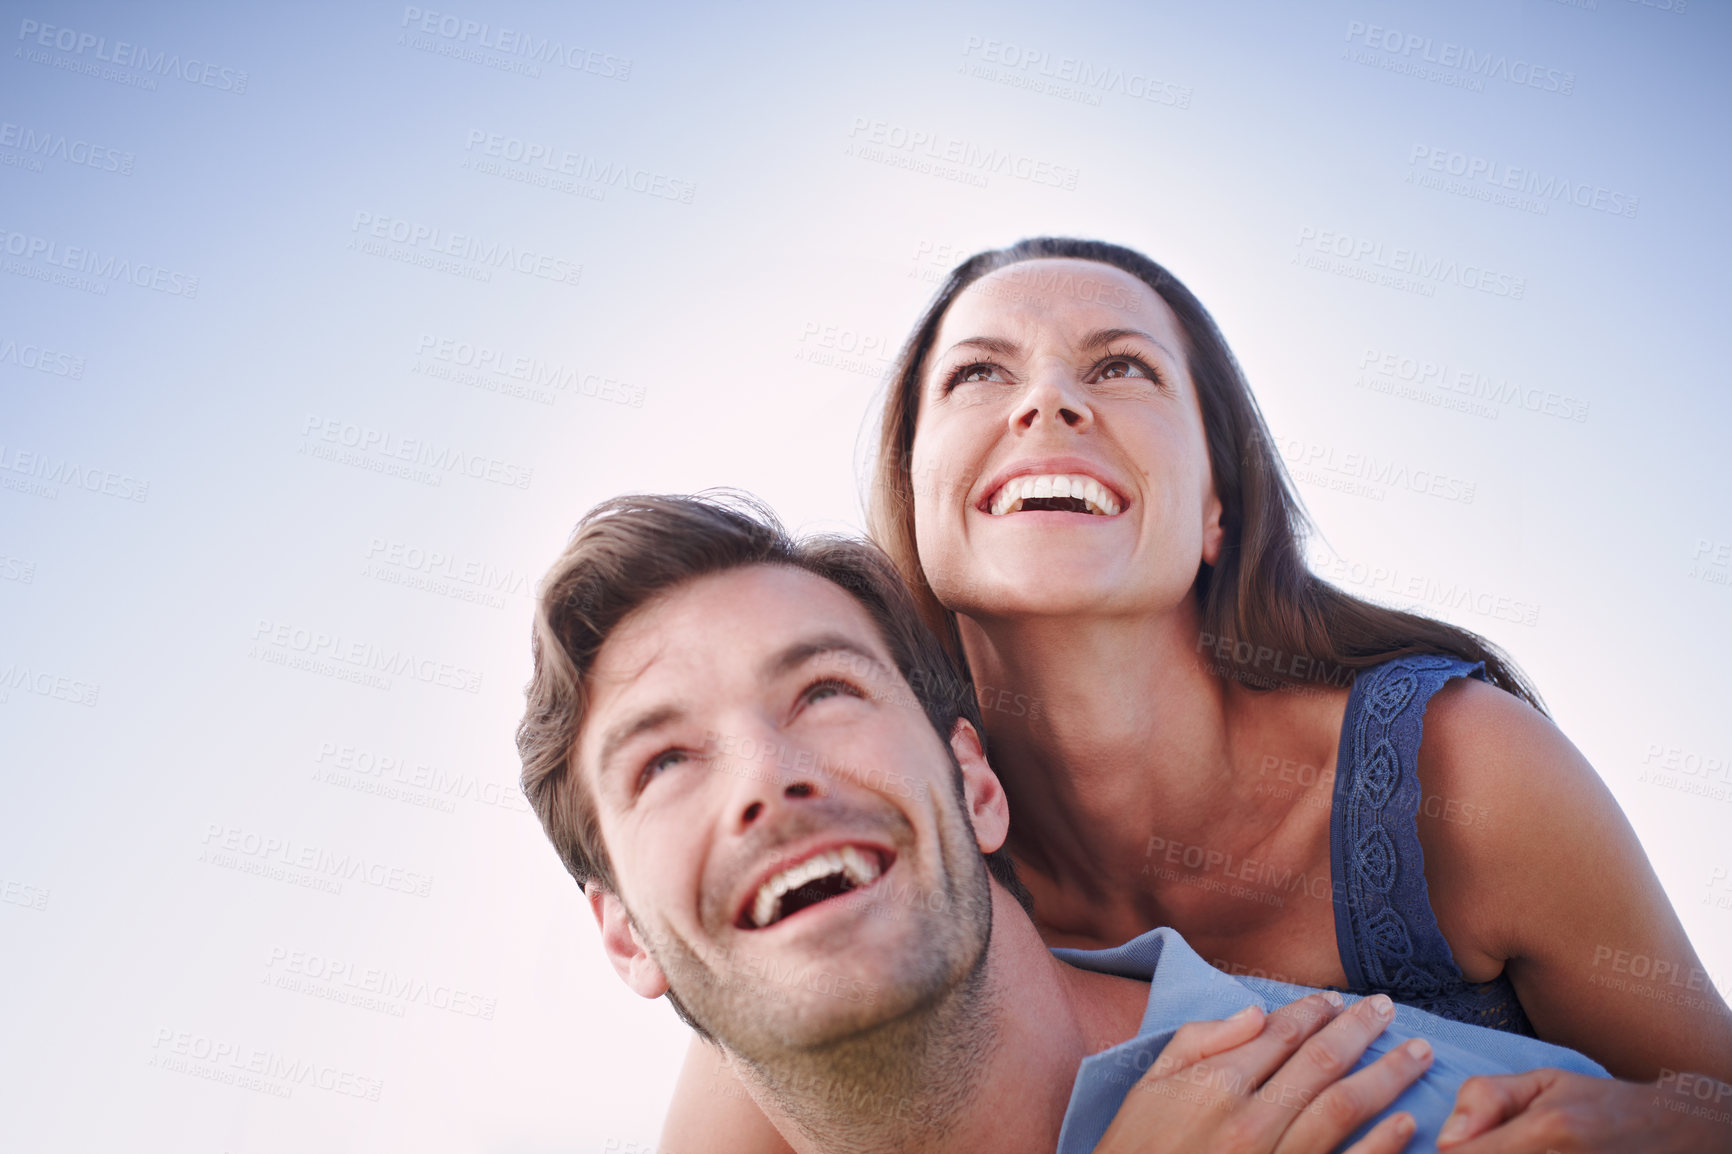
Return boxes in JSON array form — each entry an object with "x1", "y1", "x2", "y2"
[
  {"x1": 1178, "y1": 993, "x2": 1345, "y2": 1092},
  {"x1": 1274, "y1": 1034, "x2": 1434, "y2": 1154},
  {"x1": 1338, "y1": 1111, "x2": 1417, "y2": 1154},
  {"x1": 1147, "y1": 1002, "x2": 1267, "y2": 1078},
  {"x1": 1433, "y1": 1070, "x2": 1557, "y2": 1149},
  {"x1": 1096, "y1": 996, "x2": 1344, "y2": 1154},
  {"x1": 1257, "y1": 995, "x2": 1396, "y2": 1117}
]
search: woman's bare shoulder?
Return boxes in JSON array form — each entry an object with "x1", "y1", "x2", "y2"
[
  {"x1": 1409, "y1": 677, "x2": 1618, "y2": 979},
  {"x1": 1416, "y1": 677, "x2": 1589, "y2": 829}
]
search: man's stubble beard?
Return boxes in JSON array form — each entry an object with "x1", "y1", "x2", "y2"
[
  {"x1": 749, "y1": 935, "x2": 999, "y2": 1154},
  {"x1": 650, "y1": 791, "x2": 1001, "y2": 1153},
  {"x1": 737, "y1": 852, "x2": 997, "y2": 1150}
]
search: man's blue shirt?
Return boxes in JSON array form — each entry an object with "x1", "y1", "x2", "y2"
[{"x1": 1052, "y1": 928, "x2": 1607, "y2": 1154}]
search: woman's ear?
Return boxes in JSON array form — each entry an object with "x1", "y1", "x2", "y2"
[
  {"x1": 1200, "y1": 486, "x2": 1225, "y2": 566},
  {"x1": 589, "y1": 888, "x2": 670, "y2": 999},
  {"x1": 949, "y1": 718, "x2": 1011, "y2": 855}
]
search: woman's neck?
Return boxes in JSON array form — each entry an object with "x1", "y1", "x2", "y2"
[{"x1": 958, "y1": 603, "x2": 1344, "y2": 946}]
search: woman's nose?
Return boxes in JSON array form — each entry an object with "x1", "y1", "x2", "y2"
[{"x1": 1013, "y1": 365, "x2": 1093, "y2": 433}]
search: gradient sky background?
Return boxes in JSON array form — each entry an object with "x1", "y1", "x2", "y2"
[{"x1": 2, "y1": 1, "x2": 1729, "y2": 1150}]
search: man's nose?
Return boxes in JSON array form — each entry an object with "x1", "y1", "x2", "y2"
[
  {"x1": 722, "y1": 738, "x2": 825, "y2": 834},
  {"x1": 737, "y1": 778, "x2": 821, "y2": 830}
]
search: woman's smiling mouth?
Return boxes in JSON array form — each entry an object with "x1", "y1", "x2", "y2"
[{"x1": 983, "y1": 473, "x2": 1124, "y2": 517}]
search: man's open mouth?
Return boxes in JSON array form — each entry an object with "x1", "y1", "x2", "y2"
[
  {"x1": 985, "y1": 473, "x2": 1123, "y2": 517},
  {"x1": 737, "y1": 845, "x2": 891, "y2": 930}
]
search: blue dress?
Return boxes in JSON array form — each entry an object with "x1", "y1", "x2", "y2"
[{"x1": 1330, "y1": 654, "x2": 1535, "y2": 1034}]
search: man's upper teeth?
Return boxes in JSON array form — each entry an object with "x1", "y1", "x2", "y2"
[
  {"x1": 988, "y1": 474, "x2": 1121, "y2": 516},
  {"x1": 750, "y1": 846, "x2": 882, "y2": 928}
]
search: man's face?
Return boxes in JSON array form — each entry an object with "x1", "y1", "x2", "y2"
[{"x1": 576, "y1": 564, "x2": 1004, "y2": 1057}]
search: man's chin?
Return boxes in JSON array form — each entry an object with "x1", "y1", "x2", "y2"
[
  {"x1": 711, "y1": 956, "x2": 982, "y2": 1066},
  {"x1": 674, "y1": 909, "x2": 983, "y2": 1061}
]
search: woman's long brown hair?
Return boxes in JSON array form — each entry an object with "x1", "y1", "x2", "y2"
[{"x1": 868, "y1": 237, "x2": 1544, "y2": 710}]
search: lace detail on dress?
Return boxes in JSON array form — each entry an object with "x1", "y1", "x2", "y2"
[{"x1": 1330, "y1": 655, "x2": 1535, "y2": 1036}]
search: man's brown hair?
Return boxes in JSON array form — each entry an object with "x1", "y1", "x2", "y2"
[{"x1": 517, "y1": 491, "x2": 1031, "y2": 908}]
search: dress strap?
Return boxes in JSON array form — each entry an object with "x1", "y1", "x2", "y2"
[{"x1": 1330, "y1": 654, "x2": 1486, "y2": 998}]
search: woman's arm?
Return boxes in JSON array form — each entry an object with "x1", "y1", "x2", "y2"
[
  {"x1": 1417, "y1": 679, "x2": 1732, "y2": 1082},
  {"x1": 660, "y1": 1034, "x2": 796, "y2": 1154}
]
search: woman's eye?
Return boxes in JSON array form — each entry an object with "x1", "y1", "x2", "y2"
[
  {"x1": 1098, "y1": 357, "x2": 1152, "y2": 381},
  {"x1": 946, "y1": 362, "x2": 1005, "y2": 390}
]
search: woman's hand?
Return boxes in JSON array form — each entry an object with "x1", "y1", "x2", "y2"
[
  {"x1": 1092, "y1": 992, "x2": 1434, "y2": 1154},
  {"x1": 1435, "y1": 1068, "x2": 1732, "y2": 1153}
]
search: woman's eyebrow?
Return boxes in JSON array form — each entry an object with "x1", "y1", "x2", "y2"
[
  {"x1": 1081, "y1": 327, "x2": 1178, "y2": 361},
  {"x1": 935, "y1": 329, "x2": 1179, "y2": 365},
  {"x1": 935, "y1": 335, "x2": 1022, "y2": 361}
]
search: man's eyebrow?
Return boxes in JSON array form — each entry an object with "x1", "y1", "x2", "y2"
[
  {"x1": 764, "y1": 634, "x2": 895, "y2": 682},
  {"x1": 1081, "y1": 327, "x2": 1179, "y2": 361},
  {"x1": 596, "y1": 704, "x2": 686, "y2": 780}
]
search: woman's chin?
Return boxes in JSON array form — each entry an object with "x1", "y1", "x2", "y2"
[
  {"x1": 941, "y1": 573, "x2": 1148, "y2": 624},
  {"x1": 931, "y1": 544, "x2": 1204, "y2": 625}
]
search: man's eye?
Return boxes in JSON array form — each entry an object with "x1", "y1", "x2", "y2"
[{"x1": 638, "y1": 750, "x2": 689, "y2": 790}]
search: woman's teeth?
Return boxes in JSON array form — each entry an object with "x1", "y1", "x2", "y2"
[
  {"x1": 751, "y1": 846, "x2": 881, "y2": 929},
  {"x1": 988, "y1": 474, "x2": 1122, "y2": 516}
]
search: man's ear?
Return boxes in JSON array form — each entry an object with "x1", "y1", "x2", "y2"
[
  {"x1": 949, "y1": 718, "x2": 1010, "y2": 855},
  {"x1": 588, "y1": 888, "x2": 670, "y2": 999}
]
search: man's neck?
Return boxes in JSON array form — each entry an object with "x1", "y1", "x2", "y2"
[{"x1": 738, "y1": 889, "x2": 1150, "y2": 1154}]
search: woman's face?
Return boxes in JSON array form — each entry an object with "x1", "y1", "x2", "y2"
[{"x1": 909, "y1": 259, "x2": 1223, "y2": 624}]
